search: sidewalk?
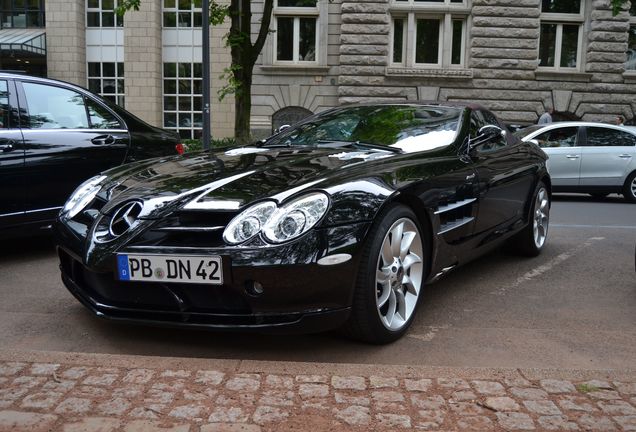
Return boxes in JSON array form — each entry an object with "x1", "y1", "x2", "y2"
[{"x1": 0, "y1": 350, "x2": 635, "y2": 431}]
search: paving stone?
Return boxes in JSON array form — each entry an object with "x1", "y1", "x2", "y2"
[
  {"x1": 614, "y1": 416, "x2": 636, "y2": 431},
  {"x1": 577, "y1": 414, "x2": 617, "y2": 431},
  {"x1": 226, "y1": 374, "x2": 261, "y2": 392},
  {"x1": 417, "y1": 409, "x2": 445, "y2": 428},
  {"x1": 333, "y1": 405, "x2": 371, "y2": 426},
  {"x1": 161, "y1": 370, "x2": 192, "y2": 379},
  {"x1": 169, "y1": 404, "x2": 207, "y2": 421},
  {"x1": 411, "y1": 394, "x2": 446, "y2": 410},
  {"x1": 20, "y1": 391, "x2": 63, "y2": 409},
  {"x1": 523, "y1": 400, "x2": 562, "y2": 415},
  {"x1": 62, "y1": 417, "x2": 121, "y2": 432},
  {"x1": 456, "y1": 415, "x2": 494, "y2": 431},
  {"x1": 122, "y1": 420, "x2": 190, "y2": 432},
  {"x1": 216, "y1": 394, "x2": 256, "y2": 406},
  {"x1": 208, "y1": 406, "x2": 249, "y2": 423},
  {"x1": 184, "y1": 389, "x2": 212, "y2": 401},
  {"x1": 370, "y1": 376, "x2": 398, "y2": 388},
  {"x1": 0, "y1": 362, "x2": 26, "y2": 376},
  {"x1": 73, "y1": 386, "x2": 108, "y2": 398},
  {"x1": 496, "y1": 412, "x2": 535, "y2": 430},
  {"x1": 450, "y1": 390, "x2": 476, "y2": 402},
  {"x1": 558, "y1": 395, "x2": 598, "y2": 413},
  {"x1": 0, "y1": 377, "x2": 7, "y2": 386},
  {"x1": 259, "y1": 390, "x2": 294, "y2": 407},
  {"x1": 376, "y1": 413, "x2": 411, "y2": 428},
  {"x1": 582, "y1": 380, "x2": 613, "y2": 389},
  {"x1": 30, "y1": 363, "x2": 60, "y2": 375},
  {"x1": 60, "y1": 367, "x2": 91, "y2": 380},
  {"x1": 83, "y1": 373, "x2": 118, "y2": 386},
  {"x1": 0, "y1": 387, "x2": 29, "y2": 402},
  {"x1": 484, "y1": 396, "x2": 520, "y2": 412},
  {"x1": 123, "y1": 368, "x2": 155, "y2": 384},
  {"x1": 252, "y1": 406, "x2": 289, "y2": 424},
  {"x1": 301, "y1": 400, "x2": 329, "y2": 411},
  {"x1": 589, "y1": 390, "x2": 621, "y2": 400},
  {"x1": 331, "y1": 375, "x2": 366, "y2": 390},
  {"x1": 372, "y1": 390, "x2": 405, "y2": 403},
  {"x1": 296, "y1": 375, "x2": 327, "y2": 384},
  {"x1": 195, "y1": 370, "x2": 225, "y2": 386},
  {"x1": 504, "y1": 377, "x2": 533, "y2": 387},
  {"x1": 437, "y1": 377, "x2": 469, "y2": 389},
  {"x1": 449, "y1": 401, "x2": 485, "y2": 416},
  {"x1": 598, "y1": 400, "x2": 636, "y2": 415},
  {"x1": 540, "y1": 379, "x2": 576, "y2": 394},
  {"x1": 510, "y1": 387, "x2": 549, "y2": 400},
  {"x1": 42, "y1": 379, "x2": 76, "y2": 392},
  {"x1": 55, "y1": 397, "x2": 92, "y2": 414},
  {"x1": 615, "y1": 382, "x2": 636, "y2": 395},
  {"x1": 537, "y1": 415, "x2": 579, "y2": 430},
  {"x1": 405, "y1": 378, "x2": 432, "y2": 392},
  {"x1": 472, "y1": 380, "x2": 505, "y2": 395},
  {"x1": 0, "y1": 410, "x2": 58, "y2": 431},
  {"x1": 114, "y1": 384, "x2": 144, "y2": 399},
  {"x1": 0, "y1": 400, "x2": 13, "y2": 408},
  {"x1": 97, "y1": 397, "x2": 132, "y2": 416},
  {"x1": 201, "y1": 425, "x2": 261, "y2": 432},
  {"x1": 334, "y1": 392, "x2": 370, "y2": 406},
  {"x1": 264, "y1": 375, "x2": 293, "y2": 389},
  {"x1": 13, "y1": 376, "x2": 46, "y2": 389},
  {"x1": 298, "y1": 384, "x2": 329, "y2": 399},
  {"x1": 129, "y1": 404, "x2": 166, "y2": 420}
]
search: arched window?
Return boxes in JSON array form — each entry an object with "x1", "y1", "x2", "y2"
[{"x1": 271, "y1": 106, "x2": 313, "y2": 134}]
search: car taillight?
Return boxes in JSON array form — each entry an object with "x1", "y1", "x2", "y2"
[{"x1": 175, "y1": 143, "x2": 185, "y2": 155}]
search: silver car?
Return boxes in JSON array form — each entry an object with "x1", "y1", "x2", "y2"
[{"x1": 515, "y1": 122, "x2": 636, "y2": 202}]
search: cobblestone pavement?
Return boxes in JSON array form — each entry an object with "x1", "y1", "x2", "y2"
[{"x1": 0, "y1": 350, "x2": 635, "y2": 431}]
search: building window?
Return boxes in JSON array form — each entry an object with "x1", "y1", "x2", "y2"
[
  {"x1": 390, "y1": 0, "x2": 468, "y2": 68},
  {"x1": 86, "y1": 0, "x2": 123, "y2": 27},
  {"x1": 0, "y1": 0, "x2": 45, "y2": 29},
  {"x1": 538, "y1": 0, "x2": 583, "y2": 70},
  {"x1": 163, "y1": 62, "x2": 203, "y2": 140},
  {"x1": 163, "y1": 0, "x2": 202, "y2": 28},
  {"x1": 627, "y1": 2, "x2": 636, "y2": 71},
  {"x1": 274, "y1": 0, "x2": 318, "y2": 63},
  {"x1": 88, "y1": 62, "x2": 125, "y2": 107}
]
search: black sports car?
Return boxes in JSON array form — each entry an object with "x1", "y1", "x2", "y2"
[{"x1": 54, "y1": 103, "x2": 551, "y2": 343}]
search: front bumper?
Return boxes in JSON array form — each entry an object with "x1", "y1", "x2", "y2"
[{"x1": 55, "y1": 221, "x2": 371, "y2": 333}]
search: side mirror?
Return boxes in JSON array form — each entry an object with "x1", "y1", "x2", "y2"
[{"x1": 469, "y1": 125, "x2": 505, "y2": 150}]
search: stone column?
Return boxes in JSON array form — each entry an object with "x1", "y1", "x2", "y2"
[
  {"x1": 45, "y1": 0, "x2": 86, "y2": 85},
  {"x1": 124, "y1": 2, "x2": 163, "y2": 127}
]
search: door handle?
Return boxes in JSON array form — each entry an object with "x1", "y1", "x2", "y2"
[
  {"x1": 0, "y1": 140, "x2": 16, "y2": 152},
  {"x1": 91, "y1": 135, "x2": 115, "y2": 145},
  {"x1": 619, "y1": 154, "x2": 632, "y2": 159},
  {"x1": 565, "y1": 154, "x2": 580, "y2": 159}
]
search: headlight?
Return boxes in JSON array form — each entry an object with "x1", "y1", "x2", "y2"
[
  {"x1": 223, "y1": 201, "x2": 277, "y2": 245},
  {"x1": 61, "y1": 175, "x2": 107, "y2": 219},
  {"x1": 222, "y1": 193, "x2": 330, "y2": 245},
  {"x1": 263, "y1": 193, "x2": 329, "y2": 244}
]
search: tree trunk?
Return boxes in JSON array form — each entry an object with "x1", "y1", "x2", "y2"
[{"x1": 233, "y1": 63, "x2": 253, "y2": 144}]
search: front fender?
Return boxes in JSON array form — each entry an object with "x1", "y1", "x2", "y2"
[{"x1": 321, "y1": 178, "x2": 396, "y2": 226}]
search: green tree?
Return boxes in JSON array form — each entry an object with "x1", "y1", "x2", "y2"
[{"x1": 117, "y1": 0, "x2": 273, "y2": 144}]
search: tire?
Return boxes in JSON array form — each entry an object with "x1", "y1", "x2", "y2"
[
  {"x1": 513, "y1": 181, "x2": 550, "y2": 257},
  {"x1": 623, "y1": 172, "x2": 636, "y2": 203},
  {"x1": 342, "y1": 204, "x2": 426, "y2": 344}
]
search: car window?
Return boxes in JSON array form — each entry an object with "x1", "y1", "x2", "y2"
[
  {"x1": 86, "y1": 98, "x2": 122, "y2": 129},
  {"x1": 534, "y1": 127, "x2": 578, "y2": 148},
  {"x1": 0, "y1": 80, "x2": 10, "y2": 129},
  {"x1": 586, "y1": 127, "x2": 636, "y2": 147},
  {"x1": 22, "y1": 82, "x2": 89, "y2": 129}
]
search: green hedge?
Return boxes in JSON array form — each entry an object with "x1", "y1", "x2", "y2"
[{"x1": 182, "y1": 137, "x2": 236, "y2": 152}]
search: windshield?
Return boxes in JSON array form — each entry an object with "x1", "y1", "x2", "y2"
[
  {"x1": 514, "y1": 125, "x2": 544, "y2": 139},
  {"x1": 264, "y1": 105, "x2": 462, "y2": 153}
]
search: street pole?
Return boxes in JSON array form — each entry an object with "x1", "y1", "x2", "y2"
[{"x1": 202, "y1": 0, "x2": 211, "y2": 150}]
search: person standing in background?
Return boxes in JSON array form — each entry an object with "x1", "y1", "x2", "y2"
[
  {"x1": 615, "y1": 115, "x2": 625, "y2": 126},
  {"x1": 538, "y1": 108, "x2": 554, "y2": 124}
]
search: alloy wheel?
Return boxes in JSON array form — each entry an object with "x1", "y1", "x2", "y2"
[
  {"x1": 533, "y1": 187, "x2": 550, "y2": 248},
  {"x1": 375, "y1": 218, "x2": 423, "y2": 331},
  {"x1": 631, "y1": 176, "x2": 636, "y2": 199}
]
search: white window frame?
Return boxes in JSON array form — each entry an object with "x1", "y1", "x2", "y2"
[
  {"x1": 86, "y1": 0, "x2": 123, "y2": 28},
  {"x1": 389, "y1": 0, "x2": 469, "y2": 69},
  {"x1": 162, "y1": 62, "x2": 203, "y2": 140},
  {"x1": 538, "y1": 1, "x2": 584, "y2": 71},
  {"x1": 87, "y1": 62, "x2": 125, "y2": 107},
  {"x1": 162, "y1": 0, "x2": 203, "y2": 28},
  {"x1": 273, "y1": 1, "x2": 319, "y2": 65}
]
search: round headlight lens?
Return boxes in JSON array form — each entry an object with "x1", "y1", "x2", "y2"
[
  {"x1": 263, "y1": 193, "x2": 329, "y2": 244},
  {"x1": 223, "y1": 201, "x2": 277, "y2": 245},
  {"x1": 62, "y1": 175, "x2": 107, "y2": 219}
]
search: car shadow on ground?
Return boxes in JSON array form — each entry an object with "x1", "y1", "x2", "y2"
[
  {"x1": 0, "y1": 233, "x2": 56, "y2": 261},
  {"x1": 551, "y1": 192, "x2": 626, "y2": 204}
]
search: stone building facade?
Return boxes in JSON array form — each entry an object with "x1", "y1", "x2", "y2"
[{"x1": 249, "y1": 0, "x2": 636, "y2": 137}]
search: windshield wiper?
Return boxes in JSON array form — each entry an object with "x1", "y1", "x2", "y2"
[{"x1": 316, "y1": 140, "x2": 402, "y2": 153}]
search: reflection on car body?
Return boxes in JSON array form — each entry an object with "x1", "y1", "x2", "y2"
[{"x1": 55, "y1": 102, "x2": 551, "y2": 344}]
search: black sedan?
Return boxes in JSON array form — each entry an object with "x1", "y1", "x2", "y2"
[
  {"x1": 54, "y1": 103, "x2": 551, "y2": 343},
  {"x1": 0, "y1": 73, "x2": 181, "y2": 237}
]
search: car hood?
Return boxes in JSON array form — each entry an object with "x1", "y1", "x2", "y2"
[{"x1": 98, "y1": 145, "x2": 401, "y2": 217}]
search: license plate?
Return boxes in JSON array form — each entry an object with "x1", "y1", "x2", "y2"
[{"x1": 117, "y1": 254, "x2": 223, "y2": 285}]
